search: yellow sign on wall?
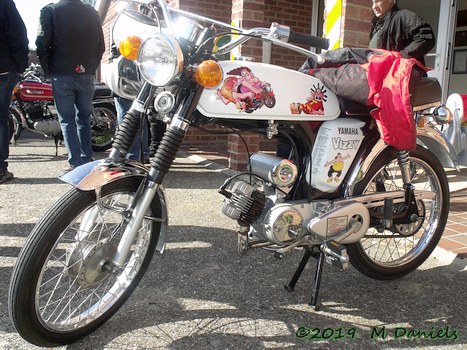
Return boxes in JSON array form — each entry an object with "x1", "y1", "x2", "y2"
[{"x1": 325, "y1": 0, "x2": 342, "y2": 50}]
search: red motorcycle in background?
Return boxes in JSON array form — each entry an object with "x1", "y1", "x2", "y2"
[{"x1": 9, "y1": 64, "x2": 117, "y2": 153}]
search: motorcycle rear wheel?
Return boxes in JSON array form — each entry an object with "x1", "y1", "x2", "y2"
[
  {"x1": 91, "y1": 102, "x2": 117, "y2": 152},
  {"x1": 346, "y1": 146, "x2": 449, "y2": 280},
  {"x1": 8, "y1": 177, "x2": 161, "y2": 347}
]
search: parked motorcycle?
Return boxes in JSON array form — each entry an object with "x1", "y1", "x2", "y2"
[
  {"x1": 9, "y1": 63, "x2": 117, "y2": 153},
  {"x1": 8, "y1": 0, "x2": 458, "y2": 347}
]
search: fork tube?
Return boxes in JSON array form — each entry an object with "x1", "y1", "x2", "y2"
[
  {"x1": 112, "y1": 181, "x2": 159, "y2": 267},
  {"x1": 113, "y1": 88, "x2": 202, "y2": 267}
]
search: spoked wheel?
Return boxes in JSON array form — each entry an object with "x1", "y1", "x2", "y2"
[
  {"x1": 9, "y1": 107, "x2": 23, "y2": 143},
  {"x1": 346, "y1": 146, "x2": 449, "y2": 279},
  {"x1": 8, "y1": 178, "x2": 163, "y2": 347},
  {"x1": 91, "y1": 102, "x2": 117, "y2": 152}
]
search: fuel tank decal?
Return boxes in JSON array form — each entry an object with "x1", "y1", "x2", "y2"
[
  {"x1": 290, "y1": 84, "x2": 327, "y2": 115},
  {"x1": 197, "y1": 61, "x2": 340, "y2": 121},
  {"x1": 216, "y1": 66, "x2": 275, "y2": 114}
]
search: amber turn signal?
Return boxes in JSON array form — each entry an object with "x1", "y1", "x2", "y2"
[
  {"x1": 194, "y1": 60, "x2": 223, "y2": 88},
  {"x1": 119, "y1": 36, "x2": 142, "y2": 61}
]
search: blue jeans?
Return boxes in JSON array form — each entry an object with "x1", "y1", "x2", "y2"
[
  {"x1": 115, "y1": 96, "x2": 149, "y2": 160},
  {"x1": 52, "y1": 75, "x2": 94, "y2": 167},
  {"x1": 0, "y1": 72, "x2": 19, "y2": 173}
]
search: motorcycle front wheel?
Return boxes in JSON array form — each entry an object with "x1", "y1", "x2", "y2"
[
  {"x1": 346, "y1": 146, "x2": 449, "y2": 280},
  {"x1": 9, "y1": 107, "x2": 23, "y2": 143},
  {"x1": 8, "y1": 177, "x2": 162, "y2": 347},
  {"x1": 91, "y1": 102, "x2": 117, "y2": 152}
]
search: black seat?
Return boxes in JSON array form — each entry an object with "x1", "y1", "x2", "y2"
[{"x1": 411, "y1": 77, "x2": 441, "y2": 109}]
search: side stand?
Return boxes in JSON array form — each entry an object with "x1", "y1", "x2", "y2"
[{"x1": 284, "y1": 247, "x2": 325, "y2": 311}]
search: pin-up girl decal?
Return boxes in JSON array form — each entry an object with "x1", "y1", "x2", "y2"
[{"x1": 216, "y1": 66, "x2": 275, "y2": 113}]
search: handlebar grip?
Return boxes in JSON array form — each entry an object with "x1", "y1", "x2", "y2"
[{"x1": 289, "y1": 31, "x2": 329, "y2": 50}]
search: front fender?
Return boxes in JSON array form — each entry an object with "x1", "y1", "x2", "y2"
[
  {"x1": 60, "y1": 159, "x2": 169, "y2": 254},
  {"x1": 59, "y1": 159, "x2": 149, "y2": 190}
]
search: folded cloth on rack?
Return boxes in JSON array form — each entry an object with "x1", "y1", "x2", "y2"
[{"x1": 300, "y1": 48, "x2": 428, "y2": 150}]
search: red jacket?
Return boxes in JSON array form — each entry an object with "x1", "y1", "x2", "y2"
[
  {"x1": 304, "y1": 48, "x2": 427, "y2": 150},
  {"x1": 362, "y1": 50, "x2": 427, "y2": 150}
]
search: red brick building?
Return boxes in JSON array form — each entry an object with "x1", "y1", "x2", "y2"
[{"x1": 101, "y1": 0, "x2": 373, "y2": 170}]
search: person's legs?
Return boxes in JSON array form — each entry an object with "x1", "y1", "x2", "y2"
[
  {"x1": 74, "y1": 75, "x2": 94, "y2": 164},
  {"x1": 52, "y1": 75, "x2": 81, "y2": 168},
  {"x1": 115, "y1": 96, "x2": 149, "y2": 161},
  {"x1": 0, "y1": 72, "x2": 19, "y2": 179}
]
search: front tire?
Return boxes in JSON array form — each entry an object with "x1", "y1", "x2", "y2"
[
  {"x1": 346, "y1": 146, "x2": 449, "y2": 280},
  {"x1": 8, "y1": 178, "x2": 162, "y2": 347}
]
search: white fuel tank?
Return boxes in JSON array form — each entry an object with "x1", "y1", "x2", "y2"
[{"x1": 197, "y1": 61, "x2": 340, "y2": 121}]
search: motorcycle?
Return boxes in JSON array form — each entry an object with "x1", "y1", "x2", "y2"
[
  {"x1": 9, "y1": 63, "x2": 118, "y2": 153},
  {"x1": 7, "y1": 0, "x2": 458, "y2": 347}
]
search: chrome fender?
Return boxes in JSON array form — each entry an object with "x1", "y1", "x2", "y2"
[
  {"x1": 60, "y1": 159, "x2": 168, "y2": 253},
  {"x1": 344, "y1": 124, "x2": 458, "y2": 197},
  {"x1": 416, "y1": 124, "x2": 458, "y2": 169}
]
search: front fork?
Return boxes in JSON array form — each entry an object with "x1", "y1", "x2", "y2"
[{"x1": 109, "y1": 82, "x2": 202, "y2": 267}]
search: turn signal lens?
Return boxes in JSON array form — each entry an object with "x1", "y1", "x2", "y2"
[
  {"x1": 195, "y1": 60, "x2": 223, "y2": 88},
  {"x1": 119, "y1": 36, "x2": 142, "y2": 60}
]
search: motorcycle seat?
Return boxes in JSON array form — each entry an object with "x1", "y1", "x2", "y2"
[
  {"x1": 93, "y1": 82, "x2": 114, "y2": 99},
  {"x1": 411, "y1": 77, "x2": 442, "y2": 111}
]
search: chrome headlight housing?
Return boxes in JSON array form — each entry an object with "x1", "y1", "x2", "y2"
[{"x1": 137, "y1": 33, "x2": 184, "y2": 86}]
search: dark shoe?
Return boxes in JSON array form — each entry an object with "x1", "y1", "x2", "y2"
[{"x1": 0, "y1": 170, "x2": 14, "y2": 184}]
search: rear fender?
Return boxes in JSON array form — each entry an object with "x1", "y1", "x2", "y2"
[{"x1": 60, "y1": 159, "x2": 168, "y2": 253}]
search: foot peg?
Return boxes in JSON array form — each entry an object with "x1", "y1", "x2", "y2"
[{"x1": 322, "y1": 241, "x2": 349, "y2": 270}]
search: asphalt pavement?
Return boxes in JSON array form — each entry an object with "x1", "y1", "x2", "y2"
[{"x1": 0, "y1": 132, "x2": 465, "y2": 350}]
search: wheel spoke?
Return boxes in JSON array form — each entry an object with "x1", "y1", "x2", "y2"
[{"x1": 357, "y1": 155, "x2": 445, "y2": 267}]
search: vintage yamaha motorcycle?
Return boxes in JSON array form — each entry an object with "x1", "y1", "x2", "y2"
[
  {"x1": 8, "y1": 0, "x2": 459, "y2": 347},
  {"x1": 9, "y1": 63, "x2": 118, "y2": 152}
]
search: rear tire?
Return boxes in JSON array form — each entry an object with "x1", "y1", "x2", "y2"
[
  {"x1": 8, "y1": 177, "x2": 162, "y2": 347},
  {"x1": 346, "y1": 146, "x2": 449, "y2": 279}
]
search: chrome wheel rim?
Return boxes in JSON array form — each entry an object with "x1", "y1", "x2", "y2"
[
  {"x1": 358, "y1": 157, "x2": 443, "y2": 267},
  {"x1": 35, "y1": 190, "x2": 152, "y2": 331}
]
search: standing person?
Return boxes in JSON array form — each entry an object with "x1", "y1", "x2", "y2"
[
  {"x1": 114, "y1": 95, "x2": 150, "y2": 162},
  {"x1": 36, "y1": 0, "x2": 105, "y2": 172},
  {"x1": 369, "y1": 0, "x2": 435, "y2": 65},
  {"x1": 0, "y1": 0, "x2": 29, "y2": 183}
]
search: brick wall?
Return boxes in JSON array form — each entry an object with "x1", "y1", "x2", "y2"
[
  {"x1": 100, "y1": 0, "x2": 374, "y2": 171},
  {"x1": 265, "y1": 0, "x2": 313, "y2": 70},
  {"x1": 341, "y1": 0, "x2": 373, "y2": 47}
]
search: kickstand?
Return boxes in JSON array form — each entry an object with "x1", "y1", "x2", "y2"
[{"x1": 284, "y1": 246, "x2": 325, "y2": 311}]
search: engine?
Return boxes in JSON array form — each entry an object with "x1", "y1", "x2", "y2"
[
  {"x1": 23, "y1": 101, "x2": 62, "y2": 135},
  {"x1": 220, "y1": 152, "x2": 371, "y2": 247},
  {"x1": 24, "y1": 101, "x2": 45, "y2": 121}
]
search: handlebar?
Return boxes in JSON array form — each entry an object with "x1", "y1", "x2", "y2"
[{"x1": 289, "y1": 31, "x2": 329, "y2": 51}]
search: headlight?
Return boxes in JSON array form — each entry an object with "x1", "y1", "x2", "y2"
[{"x1": 137, "y1": 33, "x2": 184, "y2": 86}]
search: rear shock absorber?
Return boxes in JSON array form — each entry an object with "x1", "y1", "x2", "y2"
[{"x1": 397, "y1": 150, "x2": 411, "y2": 186}]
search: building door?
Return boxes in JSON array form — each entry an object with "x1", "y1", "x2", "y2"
[{"x1": 398, "y1": 0, "x2": 458, "y2": 102}]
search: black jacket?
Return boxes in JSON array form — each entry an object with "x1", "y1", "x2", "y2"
[
  {"x1": 369, "y1": 5, "x2": 435, "y2": 65},
  {"x1": 0, "y1": 0, "x2": 29, "y2": 73},
  {"x1": 36, "y1": 0, "x2": 105, "y2": 77}
]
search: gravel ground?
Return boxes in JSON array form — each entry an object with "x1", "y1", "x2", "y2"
[{"x1": 0, "y1": 132, "x2": 465, "y2": 350}]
